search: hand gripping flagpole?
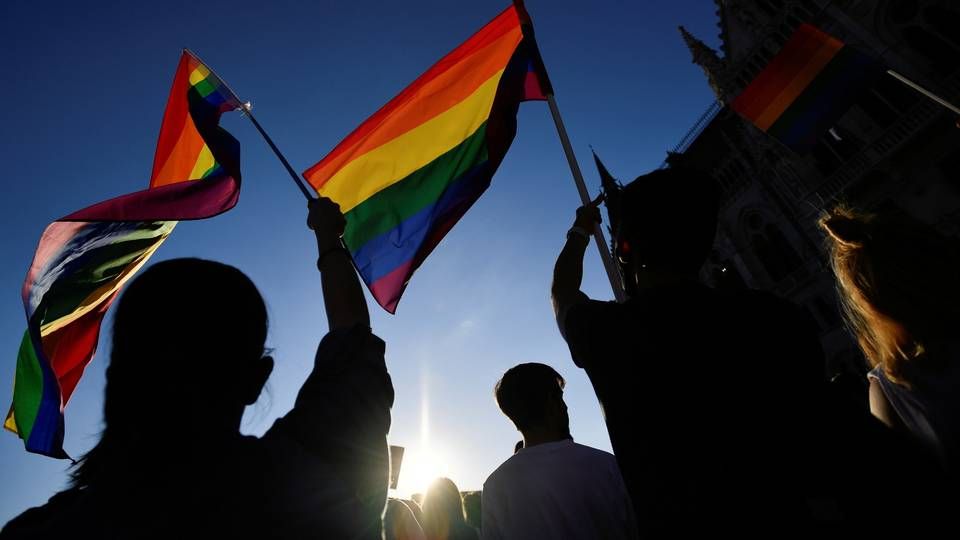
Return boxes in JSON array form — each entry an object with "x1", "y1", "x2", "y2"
[{"x1": 513, "y1": 2, "x2": 627, "y2": 302}]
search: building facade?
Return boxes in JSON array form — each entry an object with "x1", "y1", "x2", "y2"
[{"x1": 671, "y1": 0, "x2": 960, "y2": 381}]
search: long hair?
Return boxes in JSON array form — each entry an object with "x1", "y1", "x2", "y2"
[
  {"x1": 819, "y1": 206, "x2": 960, "y2": 385},
  {"x1": 421, "y1": 477, "x2": 468, "y2": 540},
  {"x1": 70, "y1": 258, "x2": 268, "y2": 488}
]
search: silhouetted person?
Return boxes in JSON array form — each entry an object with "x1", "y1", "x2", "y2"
[
  {"x1": 461, "y1": 491, "x2": 481, "y2": 531},
  {"x1": 421, "y1": 478, "x2": 478, "y2": 540},
  {"x1": 406, "y1": 497, "x2": 425, "y2": 529},
  {"x1": 821, "y1": 206, "x2": 960, "y2": 469},
  {"x1": 551, "y1": 169, "x2": 854, "y2": 535},
  {"x1": 385, "y1": 498, "x2": 426, "y2": 540},
  {"x1": 2, "y1": 198, "x2": 393, "y2": 539},
  {"x1": 481, "y1": 363, "x2": 637, "y2": 540}
]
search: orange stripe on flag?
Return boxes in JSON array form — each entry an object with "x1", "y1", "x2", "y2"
[
  {"x1": 753, "y1": 37, "x2": 842, "y2": 131},
  {"x1": 733, "y1": 25, "x2": 828, "y2": 122},
  {"x1": 305, "y1": 26, "x2": 522, "y2": 190}
]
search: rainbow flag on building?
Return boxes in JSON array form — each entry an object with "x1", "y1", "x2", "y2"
[
  {"x1": 731, "y1": 23, "x2": 882, "y2": 152},
  {"x1": 5, "y1": 50, "x2": 244, "y2": 457},
  {"x1": 303, "y1": 4, "x2": 549, "y2": 313}
]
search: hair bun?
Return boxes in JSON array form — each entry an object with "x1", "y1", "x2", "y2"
[{"x1": 820, "y1": 209, "x2": 870, "y2": 247}]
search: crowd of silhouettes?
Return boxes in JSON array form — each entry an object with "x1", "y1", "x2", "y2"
[{"x1": 3, "y1": 164, "x2": 959, "y2": 538}]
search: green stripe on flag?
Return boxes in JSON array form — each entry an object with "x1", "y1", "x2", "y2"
[
  {"x1": 343, "y1": 122, "x2": 489, "y2": 250},
  {"x1": 12, "y1": 330, "x2": 43, "y2": 442}
]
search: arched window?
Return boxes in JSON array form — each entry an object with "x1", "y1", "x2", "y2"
[{"x1": 745, "y1": 213, "x2": 802, "y2": 282}]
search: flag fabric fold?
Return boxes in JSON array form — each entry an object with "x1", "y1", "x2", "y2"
[
  {"x1": 731, "y1": 23, "x2": 882, "y2": 153},
  {"x1": 5, "y1": 50, "x2": 243, "y2": 457},
  {"x1": 303, "y1": 5, "x2": 548, "y2": 313}
]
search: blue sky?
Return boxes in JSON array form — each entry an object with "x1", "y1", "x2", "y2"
[{"x1": 0, "y1": 0, "x2": 721, "y2": 522}]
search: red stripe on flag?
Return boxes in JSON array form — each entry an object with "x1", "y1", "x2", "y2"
[{"x1": 732, "y1": 24, "x2": 832, "y2": 122}]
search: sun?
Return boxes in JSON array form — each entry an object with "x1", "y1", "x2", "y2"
[{"x1": 393, "y1": 444, "x2": 451, "y2": 498}]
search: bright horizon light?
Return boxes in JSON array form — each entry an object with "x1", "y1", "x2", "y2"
[
  {"x1": 391, "y1": 368, "x2": 456, "y2": 498},
  {"x1": 393, "y1": 443, "x2": 452, "y2": 498}
]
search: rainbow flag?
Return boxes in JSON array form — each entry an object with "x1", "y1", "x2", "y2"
[
  {"x1": 731, "y1": 23, "x2": 881, "y2": 152},
  {"x1": 303, "y1": 5, "x2": 548, "y2": 313},
  {"x1": 5, "y1": 50, "x2": 243, "y2": 457}
]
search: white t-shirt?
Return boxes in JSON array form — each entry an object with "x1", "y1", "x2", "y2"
[{"x1": 481, "y1": 439, "x2": 638, "y2": 540}]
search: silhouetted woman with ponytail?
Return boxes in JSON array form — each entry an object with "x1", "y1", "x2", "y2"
[{"x1": 821, "y1": 206, "x2": 960, "y2": 470}]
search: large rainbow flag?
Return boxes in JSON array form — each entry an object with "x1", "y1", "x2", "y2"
[
  {"x1": 5, "y1": 50, "x2": 244, "y2": 457},
  {"x1": 303, "y1": 4, "x2": 549, "y2": 313},
  {"x1": 731, "y1": 23, "x2": 882, "y2": 152}
]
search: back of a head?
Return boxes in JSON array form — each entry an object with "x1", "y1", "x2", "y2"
[
  {"x1": 494, "y1": 363, "x2": 565, "y2": 433},
  {"x1": 108, "y1": 257, "x2": 268, "y2": 412},
  {"x1": 617, "y1": 167, "x2": 719, "y2": 275},
  {"x1": 820, "y1": 206, "x2": 960, "y2": 382},
  {"x1": 461, "y1": 491, "x2": 482, "y2": 530},
  {"x1": 422, "y1": 477, "x2": 467, "y2": 535},
  {"x1": 72, "y1": 258, "x2": 268, "y2": 487},
  {"x1": 385, "y1": 499, "x2": 426, "y2": 540}
]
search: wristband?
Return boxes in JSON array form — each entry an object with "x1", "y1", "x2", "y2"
[{"x1": 567, "y1": 226, "x2": 590, "y2": 242}]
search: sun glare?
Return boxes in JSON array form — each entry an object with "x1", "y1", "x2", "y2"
[{"x1": 394, "y1": 444, "x2": 452, "y2": 498}]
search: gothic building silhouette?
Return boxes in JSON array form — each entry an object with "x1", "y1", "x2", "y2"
[{"x1": 669, "y1": 0, "x2": 960, "y2": 384}]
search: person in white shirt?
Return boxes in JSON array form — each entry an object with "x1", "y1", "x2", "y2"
[{"x1": 481, "y1": 363, "x2": 638, "y2": 540}]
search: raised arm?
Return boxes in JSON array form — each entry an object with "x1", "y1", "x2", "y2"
[
  {"x1": 307, "y1": 197, "x2": 370, "y2": 331},
  {"x1": 551, "y1": 195, "x2": 603, "y2": 318}
]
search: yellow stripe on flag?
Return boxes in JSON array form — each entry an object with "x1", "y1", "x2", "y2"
[{"x1": 318, "y1": 70, "x2": 504, "y2": 213}]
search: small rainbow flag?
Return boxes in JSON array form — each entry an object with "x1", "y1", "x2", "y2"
[
  {"x1": 303, "y1": 4, "x2": 548, "y2": 313},
  {"x1": 5, "y1": 50, "x2": 243, "y2": 457},
  {"x1": 731, "y1": 23, "x2": 882, "y2": 152}
]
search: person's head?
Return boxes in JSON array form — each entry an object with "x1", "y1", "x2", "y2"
[
  {"x1": 614, "y1": 167, "x2": 719, "y2": 280},
  {"x1": 385, "y1": 498, "x2": 426, "y2": 540},
  {"x1": 461, "y1": 491, "x2": 482, "y2": 530},
  {"x1": 494, "y1": 363, "x2": 569, "y2": 441},
  {"x1": 820, "y1": 206, "x2": 960, "y2": 383},
  {"x1": 421, "y1": 477, "x2": 468, "y2": 537},
  {"x1": 72, "y1": 258, "x2": 272, "y2": 486}
]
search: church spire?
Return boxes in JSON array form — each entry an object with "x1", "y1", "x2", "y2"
[{"x1": 678, "y1": 25, "x2": 729, "y2": 102}]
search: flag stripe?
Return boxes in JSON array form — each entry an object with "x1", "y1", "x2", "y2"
[
  {"x1": 768, "y1": 46, "x2": 880, "y2": 150},
  {"x1": 36, "y1": 223, "x2": 173, "y2": 335},
  {"x1": 730, "y1": 22, "x2": 881, "y2": 153},
  {"x1": 365, "y1": 161, "x2": 492, "y2": 312},
  {"x1": 752, "y1": 38, "x2": 841, "y2": 131},
  {"x1": 302, "y1": 5, "x2": 545, "y2": 312},
  {"x1": 353, "y1": 160, "x2": 489, "y2": 284},
  {"x1": 343, "y1": 122, "x2": 488, "y2": 250},
  {"x1": 63, "y1": 175, "x2": 240, "y2": 222},
  {"x1": 8, "y1": 50, "x2": 242, "y2": 457},
  {"x1": 150, "y1": 55, "x2": 194, "y2": 184},
  {"x1": 11, "y1": 332, "x2": 42, "y2": 443},
  {"x1": 306, "y1": 28, "x2": 522, "y2": 189},
  {"x1": 318, "y1": 72, "x2": 503, "y2": 213},
  {"x1": 732, "y1": 24, "x2": 830, "y2": 121},
  {"x1": 304, "y1": 6, "x2": 521, "y2": 184}
]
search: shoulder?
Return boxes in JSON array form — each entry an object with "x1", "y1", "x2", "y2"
[
  {"x1": 568, "y1": 442, "x2": 618, "y2": 464},
  {"x1": 562, "y1": 298, "x2": 619, "y2": 331},
  {"x1": 483, "y1": 454, "x2": 521, "y2": 491},
  {"x1": 2, "y1": 488, "x2": 85, "y2": 537}
]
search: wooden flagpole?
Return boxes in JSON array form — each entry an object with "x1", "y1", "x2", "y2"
[
  {"x1": 513, "y1": 2, "x2": 626, "y2": 302},
  {"x1": 241, "y1": 103, "x2": 316, "y2": 200},
  {"x1": 885, "y1": 69, "x2": 960, "y2": 116},
  {"x1": 546, "y1": 95, "x2": 627, "y2": 302},
  {"x1": 182, "y1": 49, "x2": 315, "y2": 200}
]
